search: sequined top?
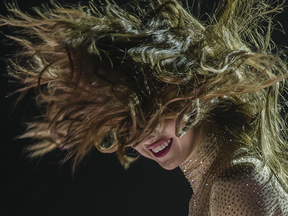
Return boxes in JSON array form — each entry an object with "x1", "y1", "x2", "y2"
[{"x1": 180, "y1": 131, "x2": 288, "y2": 216}]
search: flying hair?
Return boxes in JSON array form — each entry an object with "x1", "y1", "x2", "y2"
[{"x1": 1, "y1": 0, "x2": 288, "y2": 191}]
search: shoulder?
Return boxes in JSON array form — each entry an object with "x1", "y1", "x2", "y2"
[{"x1": 209, "y1": 158, "x2": 281, "y2": 215}]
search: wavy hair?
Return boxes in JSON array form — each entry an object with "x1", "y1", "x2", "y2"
[{"x1": 1, "y1": 0, "x2": 288, "y2": 189}]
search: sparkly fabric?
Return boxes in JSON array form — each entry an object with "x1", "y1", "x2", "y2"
[{"x1": 180, "y1": 131, "x2": 288, "y2": 216}]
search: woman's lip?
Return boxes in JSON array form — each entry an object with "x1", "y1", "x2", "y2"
[
  {"x1": 151, "y1": 139, "x2": 173, "y2": 158},
  {"x1": 147, "y1": 138, "x2": 173, "y2": 150}
]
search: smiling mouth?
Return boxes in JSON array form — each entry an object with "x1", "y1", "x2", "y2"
[{"x1": 148, "y1": 138, "x2": 173, "y2": 158}]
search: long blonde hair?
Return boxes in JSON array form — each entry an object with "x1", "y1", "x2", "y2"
[{"x1": 1, "y1": 0, "x2": 288, "y2": 189}]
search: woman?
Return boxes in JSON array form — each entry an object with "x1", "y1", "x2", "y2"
[{"x1": 1, "y1": 0, "x2": 288, "y2": 214}]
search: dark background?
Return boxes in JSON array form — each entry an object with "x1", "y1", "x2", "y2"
[{"x1": 0, "y1": 0, "x2": 287, "y2": 216}]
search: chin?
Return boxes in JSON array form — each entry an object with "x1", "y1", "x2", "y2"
[{"x1": 159, "y1": 162, "x2": 178, "y2": 170}]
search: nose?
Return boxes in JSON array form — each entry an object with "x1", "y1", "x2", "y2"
[
  {"x1": 150, "y1": 128, "x2": 160, "y2": 137},
  {"x1": 141, "y1": 135, "x2": 158, "y2": 146},
  {"x1": 132, "y1": 133, "x2": 157, "y2": 149},
  {"x1": 133, "y1": 126, "x2": 162, "y2": 148}
]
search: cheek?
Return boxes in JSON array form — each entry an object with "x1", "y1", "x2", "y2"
[
  {"x1": 134, "y1": 146, "x2": 156, "y2": 161},
  {"x1": 134, "y1": 146, "x2": 149, "y2": 157},
  {"x1": 134, "y1": 147, "x2": 142, "y2": 155}
]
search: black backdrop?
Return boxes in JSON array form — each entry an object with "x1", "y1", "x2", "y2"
[{"x1": 0, "y1": 1, "x2": 287, "y2": 216}]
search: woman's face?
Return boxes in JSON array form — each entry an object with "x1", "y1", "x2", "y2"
[{"x1": 134, "y1": 119, "x2": 203, "y2": 170}]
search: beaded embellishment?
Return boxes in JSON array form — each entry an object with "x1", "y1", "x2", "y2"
[{"x1": 180, "y1": 131, "x2": 288, "y2": 215}]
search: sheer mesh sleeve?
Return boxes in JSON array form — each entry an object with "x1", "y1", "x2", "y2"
[
  {"x1": 209, "y1": 163, "x2": 285, "y2": 216},
  {"x1": 181, "y1": 133, "x2": 288, "y2": 216}
]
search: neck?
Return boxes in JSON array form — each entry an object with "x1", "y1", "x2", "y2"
[{"x1": 179, "y1": 128, "x2": 237, "y2": 195}]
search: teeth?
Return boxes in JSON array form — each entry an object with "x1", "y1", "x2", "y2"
[{"x1": 151, "y1": 140, "x2": 170, "y2": 153}]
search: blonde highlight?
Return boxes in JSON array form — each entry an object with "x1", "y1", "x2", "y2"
[{"x1": 1, "y1": 0, "x2": 288, "y2": 190}]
